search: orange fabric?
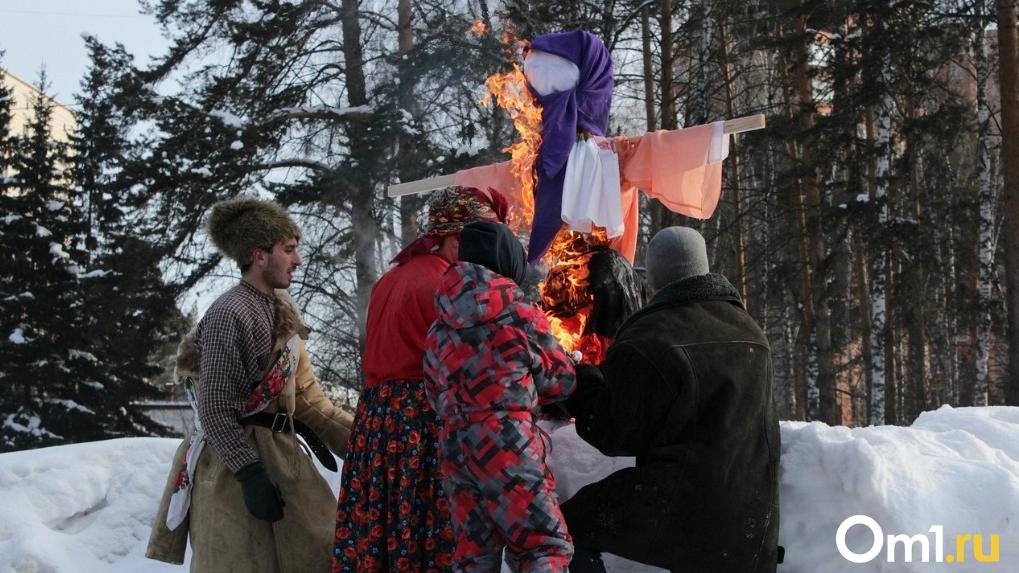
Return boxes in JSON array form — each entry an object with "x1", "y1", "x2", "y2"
[
  {"x1": 451, "y1": 124, "x2": 723, "y2": 266},
  {"x1": 608, "y1": 183, "x2": 638, "y2": 263}
]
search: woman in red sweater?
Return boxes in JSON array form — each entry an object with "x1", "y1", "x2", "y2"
[{"x1": 333, "y1": 186, "x2": 508, "y2": 573}]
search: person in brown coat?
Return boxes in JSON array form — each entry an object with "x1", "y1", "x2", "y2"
[{"x1": 146, "y1": 198, "x2": 354, "y2": 573}]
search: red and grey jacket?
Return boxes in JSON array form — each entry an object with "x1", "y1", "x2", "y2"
[{"x1": 423, "y1": 262, "x2": 576, "y2": 427}]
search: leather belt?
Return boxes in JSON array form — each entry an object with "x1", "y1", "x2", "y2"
[{"x1": 242, "y1": 411, "x2": 338, "y2": 472}]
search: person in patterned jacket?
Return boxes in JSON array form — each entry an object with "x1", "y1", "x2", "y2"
[{"x1": 423, "y1": 221, "x2": 577, "y2": 572}]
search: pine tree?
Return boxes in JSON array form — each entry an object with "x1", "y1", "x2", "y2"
[
  {"x1": 0, "y1": 63, "x2": 20, "y2": 424},
  {"x1": 70, "y1": 39, "x2": 186, "y2": 438},
  {"x1": 0, "y1": 74, "x2": 100, "y2": 449}
]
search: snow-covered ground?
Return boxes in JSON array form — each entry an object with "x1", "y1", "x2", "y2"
[{"x1": 1, "y1": 406, "x2": 1017, "y2": 572}]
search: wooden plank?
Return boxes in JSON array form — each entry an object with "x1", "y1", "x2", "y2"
[
  {"x1": 723, "y1": 113, "x2": 766, "y2": 134},
  {"x1": 388, "y1": 174, "x2": 455, "y2": 197},
  {"x1": 386, "y1": 114, "x2": 767, "y2": 197}
]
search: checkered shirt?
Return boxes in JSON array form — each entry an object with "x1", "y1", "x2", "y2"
[{"x1": 194, "y1": 280, "x2": 276, "y2": 473}]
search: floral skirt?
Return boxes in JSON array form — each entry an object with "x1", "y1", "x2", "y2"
[{"x1": 332, "y1": 379, "x2": 456, "y2": 572}]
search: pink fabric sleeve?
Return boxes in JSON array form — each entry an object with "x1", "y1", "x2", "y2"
[
  {"x1": 614, "y1": 123, "x2": 723, "y2": 220},
  {"x1": 452, "y1": 161, "x2": 523, "y2": 209},
  {"x1": 608, "y1": 184, "x2": 638, "y2": 263}
]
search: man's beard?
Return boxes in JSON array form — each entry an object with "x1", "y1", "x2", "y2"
[{"x1": 264, "y1": 267, "x2": 291, "y2": 289}]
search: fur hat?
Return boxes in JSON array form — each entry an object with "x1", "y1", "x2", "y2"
[{"x1": 207, "y1": 197, "x2": 301, "y2": 267}]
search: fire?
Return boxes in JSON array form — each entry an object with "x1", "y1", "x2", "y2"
[
  {"x1": 539, "y1": 229, "x2": 612, "y2": 361},
  {"x1": 482, "y1": 61, "x2": 540, "y2": 234},
  {"x1": 482, "y1": 35, "x2": 611, "y2": 363},
  {"x1": 469, "y1": 19, "x2": 489, "y2": 37}
]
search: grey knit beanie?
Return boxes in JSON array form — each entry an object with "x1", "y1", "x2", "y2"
[{"x1": 646, "y1": 226, "x2": 710, "y2": 291}]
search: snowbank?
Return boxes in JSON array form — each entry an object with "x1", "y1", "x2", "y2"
[
  {"x1": 776, "y1": 406, "x2": 1019, "y2": 572},
  {"x1": 0, "y1": 438, "x2": 182, "y2": 573},
  {"x1": 0, "y1": 406, "x2": 1017, "y2": 572}
]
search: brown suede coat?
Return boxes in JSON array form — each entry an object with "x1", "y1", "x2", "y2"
[{"x1": 146, "y1": 291, "x2": 353, "y2": 573}]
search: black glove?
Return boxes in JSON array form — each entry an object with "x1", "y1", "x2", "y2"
[
  {"x1": 539, "y1": 401, "x2": 571, "y2": 420},
  {"x1": 565, "y1": 363, "x2": 606, "y2": 417},
  {"x1": 234, "y1": 461, "x2": 285, "y2": 522}
]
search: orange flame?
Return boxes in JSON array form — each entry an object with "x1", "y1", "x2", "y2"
[
  {"x1": 538, "y1": 229, "x2": 611, "y2": 358},
  {"x1": 481, "y1": 35, "x2": 610, "y2": 361},
  {"x1": 482, "y1": 62, "x2": 540, "y2": 234}
]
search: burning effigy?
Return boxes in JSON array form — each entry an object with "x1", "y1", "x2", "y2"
[{"x1": 389, "y1": 27, "x2": 763, "y2": 364}]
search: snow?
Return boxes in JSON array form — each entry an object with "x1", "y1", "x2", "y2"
[
  {"x1": 8, "y1": 327, "x2": 28, "y2": 345},
  {"x1": 78, "y1": 269, "x2": 113, "y2": 279},
  {"x1": 266, "y1": 104, "x2": 374, "y2": 121},
  {"x1": 2, "y1": 414, "x2": 60, "y2": 440},
  {"x1": 207, "y1": 109, "x2": 246, "y2": 128},
  {"x1": 46, "y1": 201, "x2": 64, "y2": 212},
  {"x1": 69, "y1": 349, "x2": 99, "y2": 363},
  {"x1": 35, "y1": 224, "x2": 52, "y2": 238},
  {"x1": 46, "y1": 400, "x2": 96, "y2": 415},
  {"x1": 0, "y1": 407, "x2": 1016, "y2": 572},
  {"x1": 229, "y1": 140, "x2": 244, "y2": 151},
  {"x1": 49, "y1": 242, "x2": 70, "y2": 260}
]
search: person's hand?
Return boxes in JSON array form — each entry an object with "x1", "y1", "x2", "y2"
[
  {"x1": 570, "y1": 350, "x2": 583, "y2": 364},
  {"x1": 234, "y1": 461, "x2": 285, "y2": 522}
]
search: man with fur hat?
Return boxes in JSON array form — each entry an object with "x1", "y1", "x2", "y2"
[
  {"x1": 561, "y1": 227, "x2": 781, "y2": 573},
  {"x1": 333, "y1": 186, "x2": 509, "y2": 572},
  {"x1": 147, "y1": 197, "x2": 354, "y2": 573}
]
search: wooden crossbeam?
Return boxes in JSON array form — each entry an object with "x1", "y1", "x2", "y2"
[
  {"x1": 387, "y1": 113, "x2": 766, "y2": 197},
  {"x1": 388, "y1": 174, "x2": 456, "y2": 198}
]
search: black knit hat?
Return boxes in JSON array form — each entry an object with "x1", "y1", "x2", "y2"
[{"x1": 458, "y1": 221, "x2": 527, "y2": 285}]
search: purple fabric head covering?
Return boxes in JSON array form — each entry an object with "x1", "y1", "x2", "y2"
[{"x1": 527, "y1": 30, "x2": 613, "y2": 263}]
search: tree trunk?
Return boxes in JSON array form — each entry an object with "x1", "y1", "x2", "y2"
[
  {"x1": 997, "y1": 0, "x2": 1019, "y2": 405},
  {"x1": 652, "y1": 0, "x2": 683, "y2": 233},
  {"x1": 397, "y1": 0, "x2": 422, "y2": 247},
  {"x1": 884, "y1": 248, "x2": 899, "y2": 424},
  {"x1": 905, "y1": 132, "x2": 927, "y2": 421},
  {"x1": 658, "y1": 0, "x2": 677, "y2": 132},
  {"x1": 341, "y1": 0, "x2": 378, "y2": 356},
  {"x1": 863, "y1": 12, "x2": 896, "y2": 424},
  {"x1": 642, "y1": 6, "x2": 656, "y2": 134},
  {"x1": 854, "y1": 233, "x2": 875, "y2": 424},
  {"x1": 976, "y1": 8, "x2": 995, "y2": 406},
  {"x1": 794, "y1": 13, "x2": 838, "y2": 425},
  {"x1": 778, "y1": 21, "x2": 810, "y2": 421},
  {"x1": 718, "y1": 12, "x2": 748, "y2": 303}
]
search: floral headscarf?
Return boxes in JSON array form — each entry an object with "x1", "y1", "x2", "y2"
[{"x1": 390, "y1": 186, "x2": 509, "y2": 265}]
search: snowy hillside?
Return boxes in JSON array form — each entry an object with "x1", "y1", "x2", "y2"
[{"x1": 0, "y1": 406, "x2": 1017, "y2": 573}]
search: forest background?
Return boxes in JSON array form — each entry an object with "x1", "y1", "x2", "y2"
[{"x1": 2, "y1": 0, "x2": 1018, "y2": 450}]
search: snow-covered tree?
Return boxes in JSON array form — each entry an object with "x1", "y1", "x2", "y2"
[{"x1": 0, "y1": 74, "x2": 100, "y2": 449}]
